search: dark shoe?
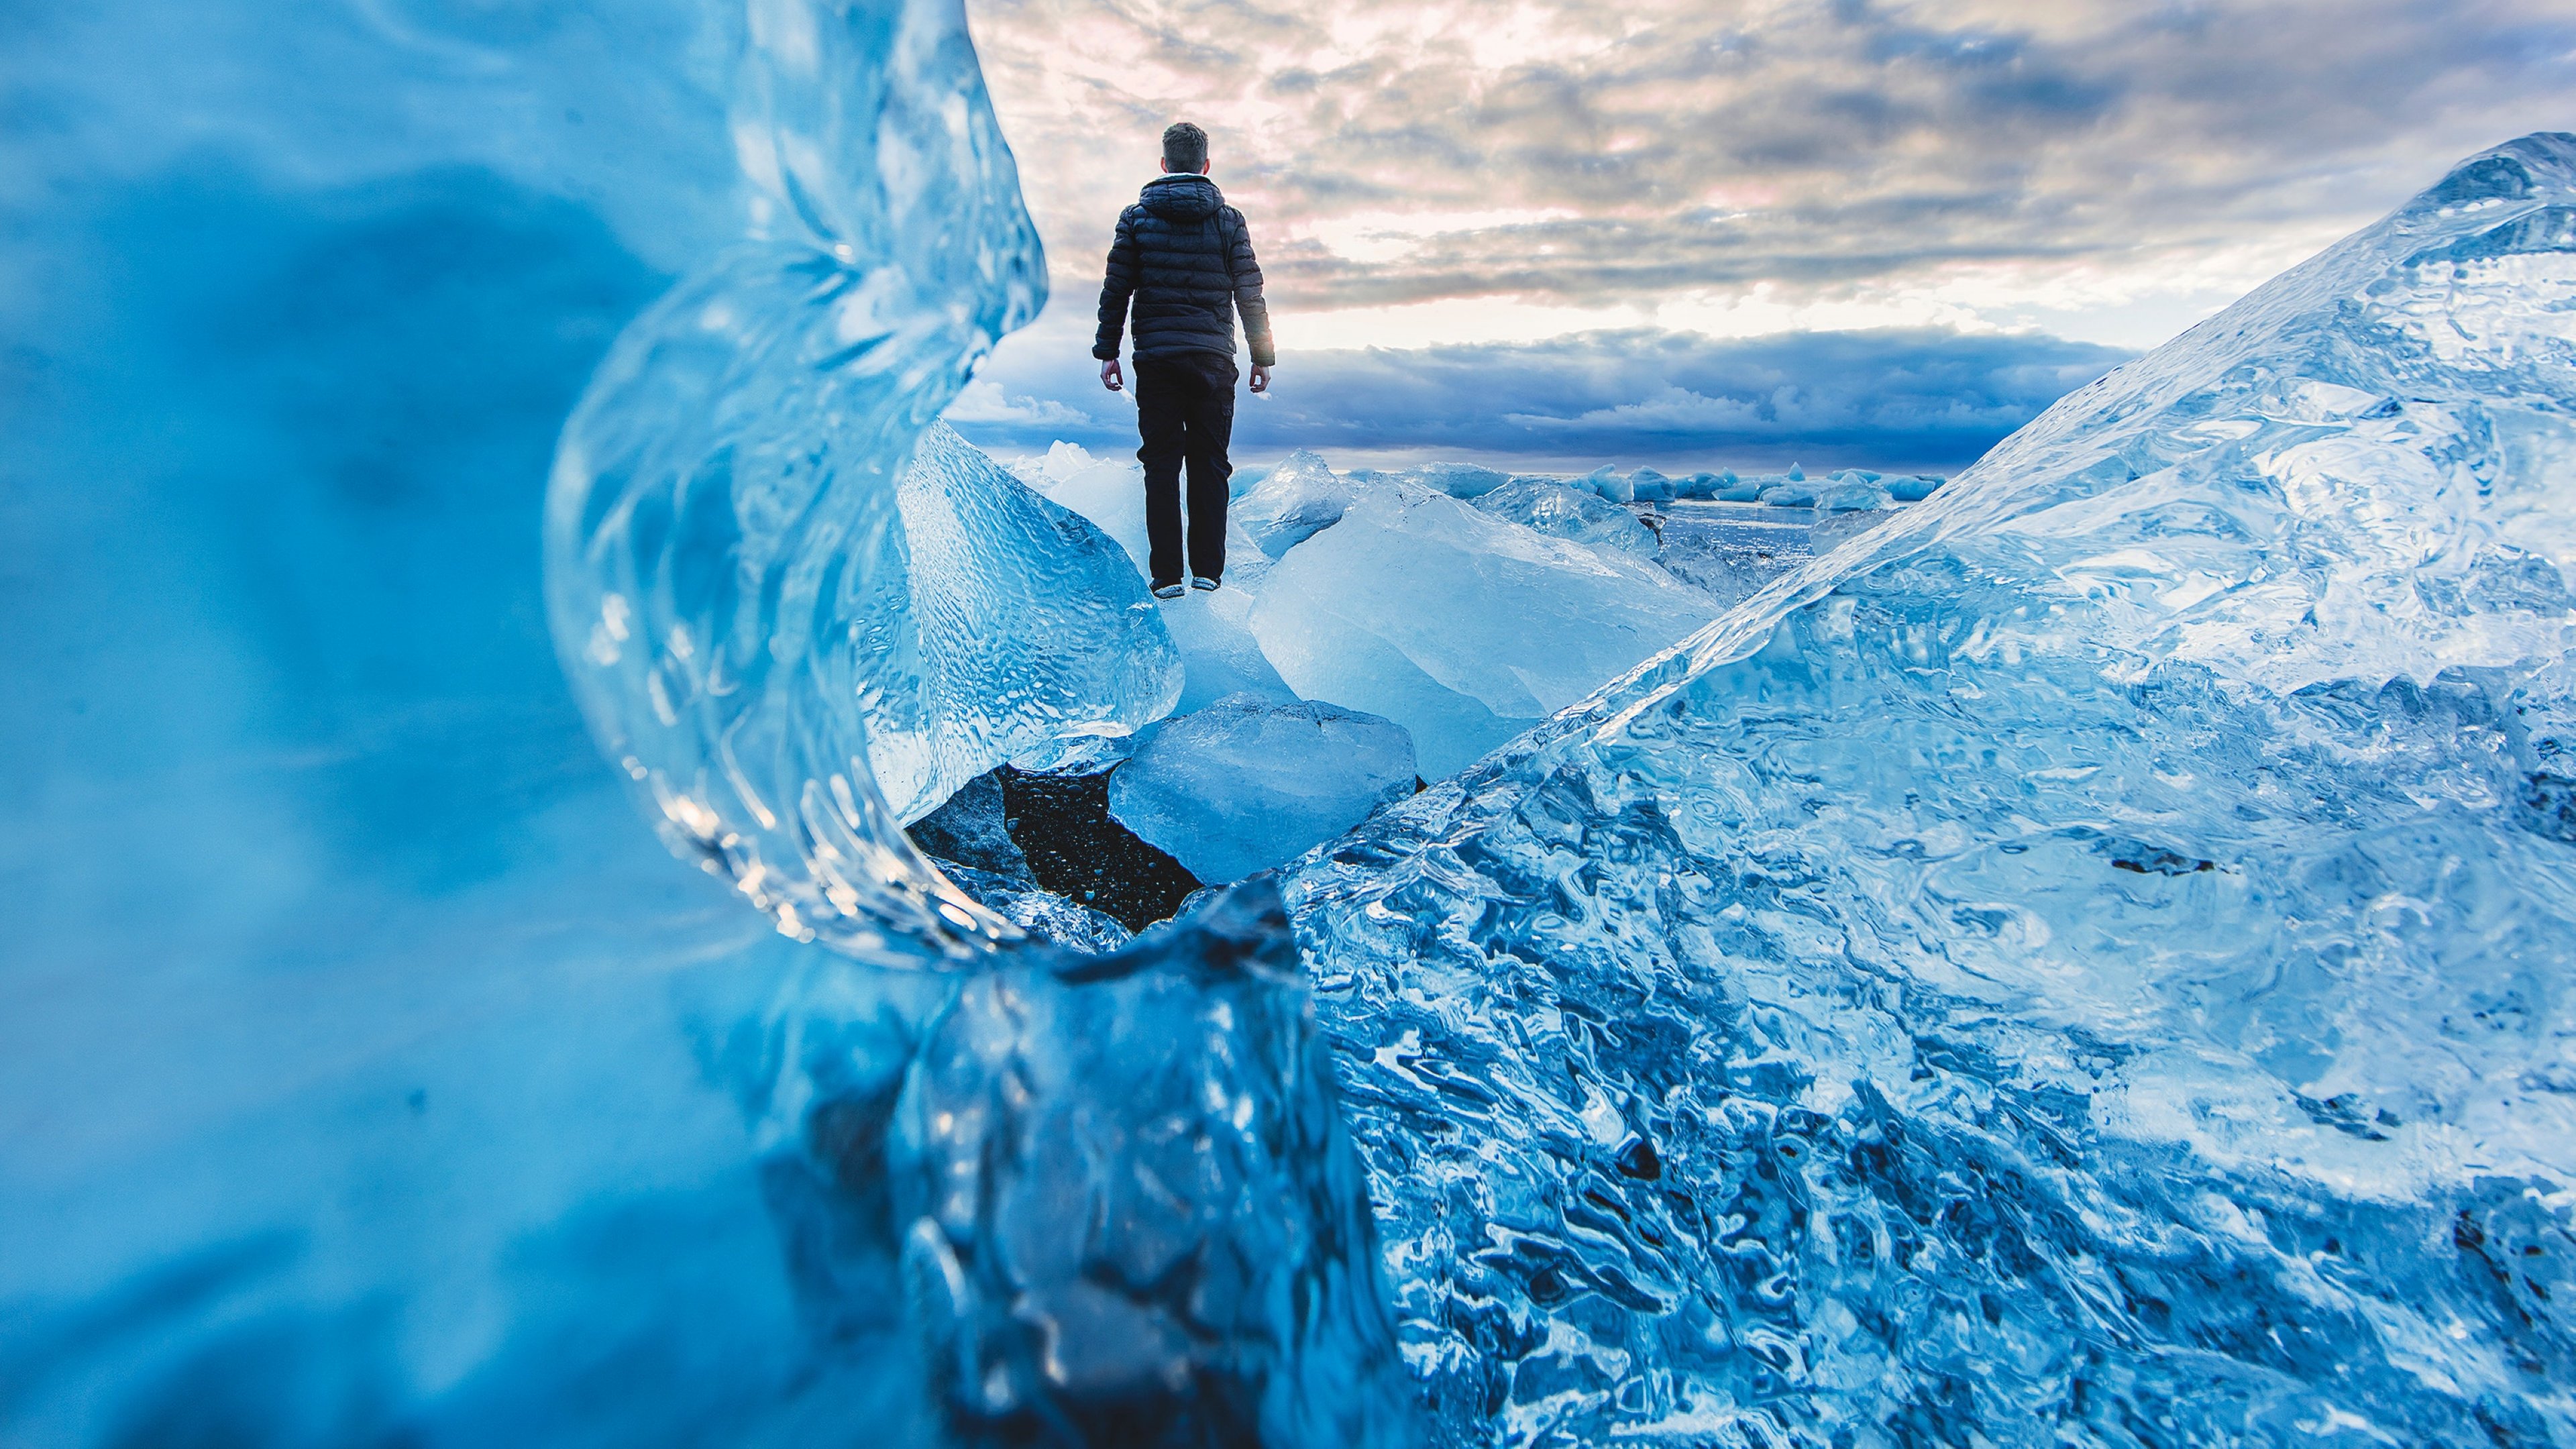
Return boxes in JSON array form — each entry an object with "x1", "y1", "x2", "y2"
[
  {"x1": 1151, "y1": 580, "x2": 1185, "y2": 600},
  {"x1": 1189, "y1": 575, "x2": 1220, "y2": 592}
]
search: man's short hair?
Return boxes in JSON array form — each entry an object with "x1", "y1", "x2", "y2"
[{"x1": 1162, "y1": 121, "x2": 1209, "y2": 172}]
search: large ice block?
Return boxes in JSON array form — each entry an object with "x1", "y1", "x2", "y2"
[
  {"x1": 3, "y1": 1, "x2": 1188, "y2": 1443},
  {"x1": 1106, "y1": 692, "x2": 1417, "y2": 882},
  {"x1": 1283, "y1": 134, "x2": 2576, "y2": 1445},
  {"x1": 1250, "y1": 486, "x2": 1723, "y2": 776},
  {"x1": 894, "y1": 423, "x2": 1181, "y2": 785}
]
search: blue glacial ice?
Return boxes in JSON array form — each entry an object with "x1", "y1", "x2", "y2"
[
  {"x1": 1252, "y1": 484, "x2": 1726, "y2": 777},
  {"x1": 541, "y1": 2, "x2": 1191, "y2": 958},
  {"x1": 1108, "y1": 692, "x2": 1419, "y2": 882},
  {"x1": 2, "y1": 0, "x2": 1399, "y2": 1443},
  {"x1": 1474, "y1": 476, "x2": 1662, "y2": 556},
  {"x1": 1280, "y1": 133, "x2": 2576, "y2": 1445},
  {"x1": 1024, "y1": 442, "x2": 1300, "y2": 712},
  {"x1": 1236, "y1": 447, "x2": 1369, "y2": 557},
  {"x1": 10, "y1": 0, "x2": 2576, "y2": 1438}
]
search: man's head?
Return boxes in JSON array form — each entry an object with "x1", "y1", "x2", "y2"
[{"x1": 1160, "y1": 121, "x2": 1209, "y2": 175}]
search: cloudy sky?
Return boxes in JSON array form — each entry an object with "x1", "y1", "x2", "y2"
[{"x1": 946, "y1": 0, "x2": 2576, "y2": 472}]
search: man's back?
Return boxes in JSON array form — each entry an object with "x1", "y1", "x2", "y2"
[{"x1": 1095, "y1": 173, "x2": 1274, "y2": 369}]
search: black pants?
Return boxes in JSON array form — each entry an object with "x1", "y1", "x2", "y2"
[{"x1": 1134, "y1": 353, "x2": 1236, "y2": 586}]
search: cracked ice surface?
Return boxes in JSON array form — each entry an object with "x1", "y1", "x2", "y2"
[{"x1": 1284, "y1": 135, "x2": 2576, "y2": 1446}]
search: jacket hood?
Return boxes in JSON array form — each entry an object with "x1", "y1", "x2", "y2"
[{"x1": 1140, "y1": 172, "x2": 1223, "y2": 221}]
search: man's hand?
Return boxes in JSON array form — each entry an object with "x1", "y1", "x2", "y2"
[
  {"x1": 1099, "y1": 358, "x2": 1123, "y2": 392},
  {"x1": 1248, "y1": 363, "x2": 1271, "y2": 394}
]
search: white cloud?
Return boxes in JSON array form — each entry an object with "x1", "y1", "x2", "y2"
[{"x1": 942, "y1": 377, "x2": 1092, "y2": 427}]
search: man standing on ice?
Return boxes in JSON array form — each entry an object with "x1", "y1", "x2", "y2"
[{"x1": 1094, "y1": 121, "x2": 1276, "y2": 600}]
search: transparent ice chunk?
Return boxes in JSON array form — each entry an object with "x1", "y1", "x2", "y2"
[
  {"x1": 894, "y1": 423, "x2": 1181, "y2": 787},
  {"x1": 1106, "y1": 692, "x2": 1417, "y2": 882},
  {"x1": 1472, "y1": 476, "x2": 1660, "y2": 555},
  {"x1": 1235, "y1": 447, "x2": 1366, "y2": 557},
  {"x1": 875, "y1": 884, "x2": 1417, "y2": 1444}
]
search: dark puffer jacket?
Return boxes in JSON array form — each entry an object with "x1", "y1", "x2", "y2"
[{"x1": 1093, "y1": 174, "x2": 1276, "y2": 368}]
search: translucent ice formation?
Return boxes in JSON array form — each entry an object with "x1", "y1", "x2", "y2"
[
  {"x1": 872, "y1": 885, "x2": 1417, "y2": 1443},
  {"x1": 7, "y1": 2, "x2": 1427, "y2": 1444},
  {"x1": 894, "y1": 423, "x2": 1181, "y2": 783},
  {"x1": 1653, "y1": 500, "x2": 1816, "y2": 606},
  {"x1": 1107, "y1": 692, "x2": 1418, "y2": 882},
  {"x1": 1253, "y1": 486, "x2": 1723, "y2": 776},
  {"x1": 1284, "y1": 134, "x2": 2576, "y2": 1444},
  {"x1": 1236, "y1": 448, "x2": 1366, "y2": 556},
  {"x1": 1381, "y1": 460, "x2": 1517, "y2": 500},
  {"x1": 1473, "y1": 477, "x2": 1660, "y2": 555},
  {"x1": 1576, "y1": 464, "x2": 1635, "y2": 503},
  {"x1": 1032, "y1": 449, "x2": 1299, "y2": 711},
  {"x1": 1812, "y1": 469, "x2": 1896, "y2": 512},
  {"x1": 545, "y1": 3, "x2": 1190, "y2": 960}
]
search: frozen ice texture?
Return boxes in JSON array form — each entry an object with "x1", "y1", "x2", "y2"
[
  {"x1": 1813, "y1": 468, "x2": 1896, "y2": 511},
  {"x1": 1107, "y1": 692, "x2": 1417, "y2": 882},
  {"x1": 5, "y1": 0, "x2": 1108, "y2": 1440},
  {"x1": 1251, "y1": 485, "x2": 1723, "y2": 776},
  {"x1": 879, "y1": 885, "x2": 1416, "y2": 1443},
  {"x1": 1236, "y1": 447, "x2": 1366, "y2": 556},
  {"x1": 895, "y1": 423, "x2": 1182, "y2": 784},
  {"x1": 1282, "y1": 133, "x2": 2576, "y2": 1445},
  {"x1": 17, "y1": 1, "x2": 2576, "y2": 1440},
  {"x1": 1032, "y1": 447, "x2": 1299, "y2": 712},
  {"x1": 545, "y1": 7, "x2": 1189, "y2": 960},
  {"x1": 1473, "y1": 476, "x2": 1660, "y2": 555},
  {"x1": 1379, "y1": 460, "x2": 1517, "y2": 500},
  {"x1": 1575, "y1": 464, "x2": 1634, "y2": 502},
  {"x1": 1653, "y1": 499, "x2": 1817, "y2": 606}
]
